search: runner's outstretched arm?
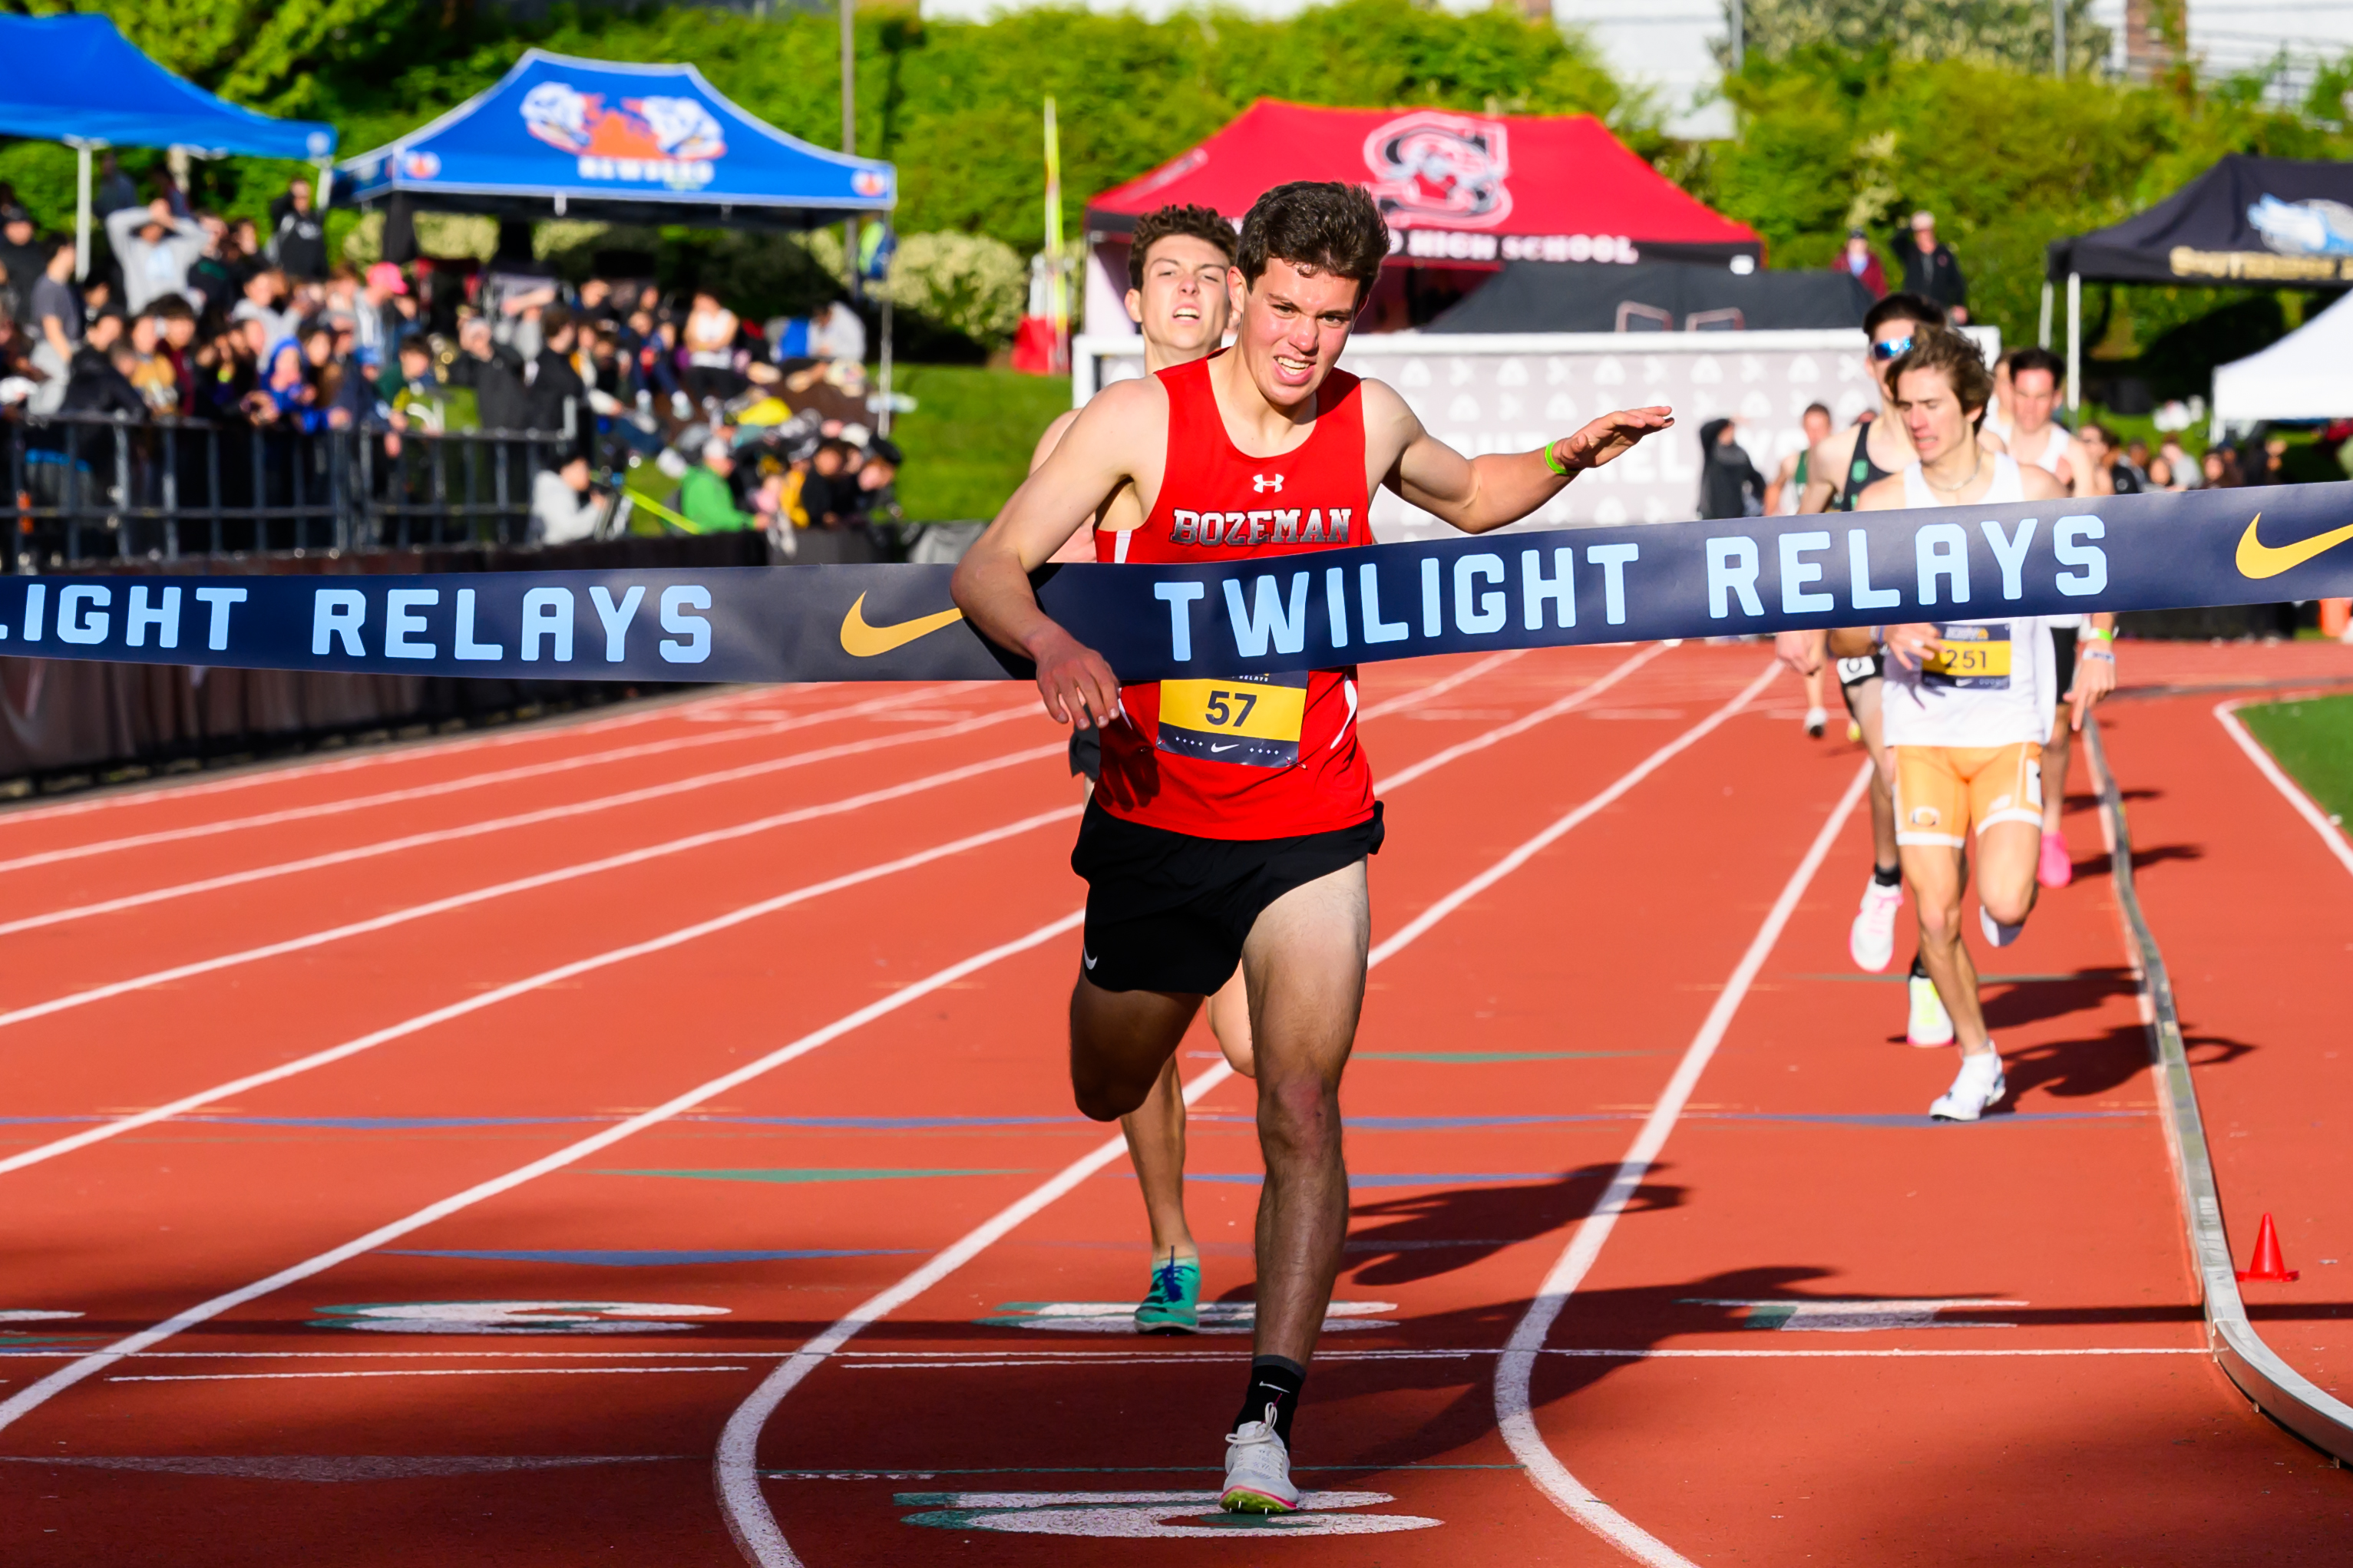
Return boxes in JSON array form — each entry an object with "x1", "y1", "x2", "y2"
[
  {"x1": 1363, "y1": 381, "x2": 1673, "y2": 534},
  {"x1": 953, "y1": 380, "x2": 1161, "y2": 730}
]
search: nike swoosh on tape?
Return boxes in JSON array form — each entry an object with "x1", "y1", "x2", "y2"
[
  {"x1": 1208, "y1": 743, "x2": 1238, "y2": 754},
  {"x1": 839, "y1": 593, "x2": 967, "y2": 657},
  {"x1": 2235, "y1": 513, "x2": 2353, "y2": 580}
]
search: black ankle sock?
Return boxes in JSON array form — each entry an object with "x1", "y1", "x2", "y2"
[
  {"x1": 1233, "y1": 1355, "x2": 1304, "y2": 1444},
  {"x1": 1873, "y1": 863, "x2": 1902, "y2": 889},
  {"x1": 1909, "y1": 952, "x2": 1929, "y2": 980}
]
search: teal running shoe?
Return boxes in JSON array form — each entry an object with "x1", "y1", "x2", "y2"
[{"x1": 1134, "y1": 1253, "x2": 1201, "y2": 1335}]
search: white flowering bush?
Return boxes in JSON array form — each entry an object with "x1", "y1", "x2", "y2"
[{"x1": 811, "y1": 229, "x2": 1027, "y2": 348}]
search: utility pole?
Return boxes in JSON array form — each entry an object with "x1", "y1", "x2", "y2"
[
  {"x1": 2054, "y1": 0, "x2": 2066, "y2": 75},
  {"x1": 841, "y1": 0, "x2": 859, "y2": 302},
  {"x1": 1730, "y1": 0, "x2": 1744, "y2": 73}
]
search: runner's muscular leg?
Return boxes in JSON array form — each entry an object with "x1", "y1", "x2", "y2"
[
  {"x1": 2040, "y1": 705, "x2": 2074, "y2": 835},
  {"x1": 1071, "y1": 982, "x2": 1200, "y2": 1123},
  {"x1": 1846, "y1": 677, "x2": 1899, "y2": 870},
  {"x1": 1208, "y1": 970, "x2": 1257, "y2": 1078},
  {"x1": 1241, "y1": 860, "x2": 1371, "y2": 1368},
  {"x1": 1973, "y1": 819, "x2": 2041, "y2": 929},
  {"x1": 1902, "y1": 842, "x2": 1991, "y2": 1055}
]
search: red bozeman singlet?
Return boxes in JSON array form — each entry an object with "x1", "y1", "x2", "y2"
[{"x1": 1092, "y1": 353, "x2": 1376, "y2": 840}]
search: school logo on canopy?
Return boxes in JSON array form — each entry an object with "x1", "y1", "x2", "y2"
[
  {"x1": 521, "y1": 81, "x2": 726, "y2": 188},
  {"x1": 1362, "y1": 111, "x2": 1512, "y2": 230}
]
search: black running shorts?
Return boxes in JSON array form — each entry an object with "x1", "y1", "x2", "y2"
[
  {"x1": 1068, "y1": 724, "x2": 1102, "y2": 782},
  {"x1": 1070, "y1": 800, "x2": 1383, "y2": 995},
  {"x1": 2051, "y1": 626, "x2": 2078, "y2": 701}
]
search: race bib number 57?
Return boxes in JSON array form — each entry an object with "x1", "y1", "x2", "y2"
[{"x1": 1156, "y1": 672, "x2": 1308, "y2": 767}]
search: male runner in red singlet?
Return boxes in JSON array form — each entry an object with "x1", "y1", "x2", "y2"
[
  {"x1": 1027, "y1": 203, "x2": 1248, "y2": 1336},
  {"x1": 1780, "y1": 292, "x2": 1955, "y2": 1043},
  {"x1": 953, "y1": 180, "x2": 1671, "y2": 1514}
]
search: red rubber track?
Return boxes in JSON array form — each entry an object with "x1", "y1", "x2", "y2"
[{"x1": 2, "y1": 643, "x2": 2345, "y2": 1565}]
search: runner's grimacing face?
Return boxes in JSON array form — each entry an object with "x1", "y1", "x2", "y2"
[
  {"x1": 1128, "y1": 235, "x2": 1234, "y2": 354},
  {"x1": 1892, "y1": 367, "x2": 1975, "y2": 465},
  {"x1": 2010, "y1": 368, "x2": 2058, "y2": 435},
  {"x1": 1229, "y1": 256, "x2": 1361, "y2": 408}
]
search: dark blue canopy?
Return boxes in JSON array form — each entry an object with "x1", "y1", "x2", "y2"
[
  {"x1": 0, "y1": 15, "x2": 334, "y2": 160},
  {"x1": 338, "y1": 50, "x2": 894, "y2": 229}
]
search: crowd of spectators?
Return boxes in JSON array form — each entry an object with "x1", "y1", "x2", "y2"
[{"x1": 0, "y1": 173, "x2": 904, "y2": 557}]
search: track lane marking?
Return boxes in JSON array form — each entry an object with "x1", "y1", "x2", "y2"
[
  {"x1": 715, "y1": 657, "x2": 1777, "y2": 1567},
  {"x1": 0, "y1": 909, "x2": 1092, "y2": 1436},
  {"x1": 0, "y1": 705, "x2": 1035, "y2": 936},
  {"x1": 1492, "y1": 756, "x2": 1873, "y2": 1568},
  {"x1": 2213, "y1": 698, "x2": 2353, "y2": 879},
  {"x1": 2, "y1": 651, "x2": 1658, "y2": 1162},
  {"x1": 0, "y1": 741, "x2": 1067, "y2": 1041},
  {"x1": 0, "y1": 683, "x2": 791, "y2": 827},
  {"x1": 0, "y1": 687, "x2": 966, "y2": 875},
  {"x1": 0, "y1": 799, "x2": 1080, "y2": 1175}
]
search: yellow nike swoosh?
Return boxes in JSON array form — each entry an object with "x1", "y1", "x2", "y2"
[
  {"x1": 839, "y1": 592, "x2": 966, "y2": 657},
  {"x1": 2236, "y1": 512, "x2": 2353, "y2": 580}
]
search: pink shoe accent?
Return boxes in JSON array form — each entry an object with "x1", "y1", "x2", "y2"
[{"x1": 2037, "y1": 831, "x2": 2074, "y2": 889}]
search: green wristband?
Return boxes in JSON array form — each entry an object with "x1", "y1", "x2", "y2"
[{"x1": 1542, "y1": 441, "x2": 1571, "y2": 477}]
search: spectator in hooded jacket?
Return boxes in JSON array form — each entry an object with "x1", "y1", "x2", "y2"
[
  {"x1": 105, "y1": 199, "x2": 207, "y2": 315},
  {"x1": 1697, "y1": 418, "x2": 1765, "y2": 520},
  {"x1": 267, "y1": 180, "x2": 328, "y2": 282}
]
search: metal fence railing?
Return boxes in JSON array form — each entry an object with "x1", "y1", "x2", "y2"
[{"x1": 2, "y1": 411, "x2": 568, "y2": 569}]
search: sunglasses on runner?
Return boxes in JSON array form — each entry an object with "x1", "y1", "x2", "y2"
[{"x1": 1870, "y1": 335, "x2": 1915, "y2": 361}]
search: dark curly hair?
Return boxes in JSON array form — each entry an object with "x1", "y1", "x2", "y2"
[
  {"x1": 1235, "y1": 181, "x2": 1390, "y2": 305},
  {"x1": 1885, "y1": 325, "x2": 1994, "y2": 428},
  {"x1": 1127, "y1": 204, "x2": 1238, "y2": 290}
]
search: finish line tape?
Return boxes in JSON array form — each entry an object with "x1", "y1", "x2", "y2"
[{"x1": 8, "y1": 483, "x2": 2349, "y2": 685}]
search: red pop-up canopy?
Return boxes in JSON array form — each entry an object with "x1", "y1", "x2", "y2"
[{"x1": 1086, "y1": 100, "x2": 1760, "y2": 266}]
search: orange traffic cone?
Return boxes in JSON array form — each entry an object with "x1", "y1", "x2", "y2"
[{"x1": 2236, "y1": 1213, "x2": 2300, "y2": 1283}]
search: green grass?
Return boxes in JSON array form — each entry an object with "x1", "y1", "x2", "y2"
[
  {"x1": 2237, "y1": 693, "x2": 2353, "y2": 825},
  {"x1": 884, "y1": 364, "x2": 1072, "y2": 523}
]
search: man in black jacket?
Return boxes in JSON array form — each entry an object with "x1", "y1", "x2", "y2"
[
  {"x1": 451, "y1": 313, "x2": 530, "y2": 432},
  {"x1": 524, "y1": 305, "x2": 587, "y2": 454},
  {"x1": 61, "y1": 312, "x2": 147, "y2": 420},
  {"x1": 1697, "y1": 417, "x2": 1764, "y2": 520},
  {"x1": 1899, "y1": 211, "x2": 1968, "y2": 324},
  {"x1": 267, "y1": 180, "x2": 328, "y2": 282}
]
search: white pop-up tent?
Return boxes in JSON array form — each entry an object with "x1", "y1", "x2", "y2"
[{"x1": 2212, "y1": 292, "x2": 2353, "y2": 431}]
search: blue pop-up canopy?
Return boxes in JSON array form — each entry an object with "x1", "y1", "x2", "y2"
[
  {"x1": 337, "y1": 50, "x2": 894, "y2": 229},
  {"x1": 0, "y1": 15, "x2": 335, "y2": 160}
]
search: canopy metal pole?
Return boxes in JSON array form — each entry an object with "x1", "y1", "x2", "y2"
[
  {"x1": 2054, "y1": 0, "x2": 2066, "y2": 74},
  {"x1": 316, "y1": 158, "x2": 335, "y2": 207},
  {"x1": 2039, "y1": 281, "x2": 2054, "y2": 348},
  {"x1": 1730, "y1": 0, "x2": 1744, "y2": 72},
  {"x1": 878, "y1": 292, "x2": 893, "y2": 439},
  {"x1": 841, "y1": 0, "x2": 859, "y2": 305},
  {"x1": 2065, "y1": 272, "x2": 2081, "y2": 414},
  {"x1": 74, "y1": 142, "x2": 92, "y2": 282}
]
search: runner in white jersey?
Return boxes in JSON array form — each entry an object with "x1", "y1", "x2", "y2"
[
  {"x1": 1988, "y1": 346, "x2": 2117, "y2": 889},
  {"x1": 1027, "y1": 203, "x2": 1248, "y2": 1335},
  {"x1": 1831, "y1": 326, "x2": 2107, "y2": 1121}
]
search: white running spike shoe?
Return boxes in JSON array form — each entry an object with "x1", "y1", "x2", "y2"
[
  {"x1": 1803, "y1": 705, "x2": 1829, "y2": 739},
  {"x1": 1931, "y1": 1050, "x2": 2007, "y2": 1121},
  {"x1": 1979, "y1": 904, "x2": 2026, "y2": 949},
  {"x1": 1907, "y1": 973, "x2": 1955, "y2": 1047},
  {"x1": 1849, "y1": 880, "x2": 1904, "y2": 972},
  {"x1": 1221, "y1": 1404, "x2": 1302, "y2": 1514}
]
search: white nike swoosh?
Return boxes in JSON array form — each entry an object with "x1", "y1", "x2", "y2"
[
  {"x1": 1082, "y1": 952, "x2": 1098, "y2": 969},
  {"x1": 1209, "y1": 743, "x2": 1238, "y2": 754}
]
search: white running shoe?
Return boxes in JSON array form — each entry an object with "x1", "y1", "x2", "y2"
[
  {"x1": 1849, "y1": 879, "x2": 1904, "y2": 972},
  {"x1": 1979, "y1": 904, "x2": 2026, "y2": 948},
  {"x1": 1907, "y1": 973, "x2": 1955, "y2": 1047},
  {"x1": 1803, "y1": 705, "x2": 1829, "y2": 739},
  {"x1": 1221, "y1": 1404, "x2": 1301, "y2": 1514},
  {"x1": 1931, "y1": 1050, "x2": 2007, "y2": 1121}
]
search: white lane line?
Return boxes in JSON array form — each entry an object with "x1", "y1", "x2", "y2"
[
  {"x1": 0, "y1": 909, "x2": 1092, "y2": 1437},
  {"x1": 109, "y1": 1367, "x2": 751, "y2": 1383},
  {"x1": 2214, "y1": 699, "x2": 2353, "y2": 879},
  {"x1": 1379, "y1": 645, "x2": 1666, "y2": 792},
  {"x1": 0, "y1": 705, "x2": 1033, "y2": 936},
  {"x1": 0, "y1": 801, "x2": 1078, "y2": 1175},
  {"x1": 0, "y1": 684, "x2": 782, "y2": 827},
  {"x1": 1492, "y1": 756, "x2": 1873, "y2": 1568},
  {"x1": 0, "y1": 742, "x2": 1063, "y2": 1042},
  {"x1": 0, "y1": 687, "x2": 961, "y2": 874},
  {"x1": 716, "y1": 655, "x2": 1780, "y2": 1568},
  {"x1": 1372, "y1": 661, "x2": 1778, "y2": 964},
  {"x1": 1360, "y1": 649, "x2": 1527, "y2": 718}
]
